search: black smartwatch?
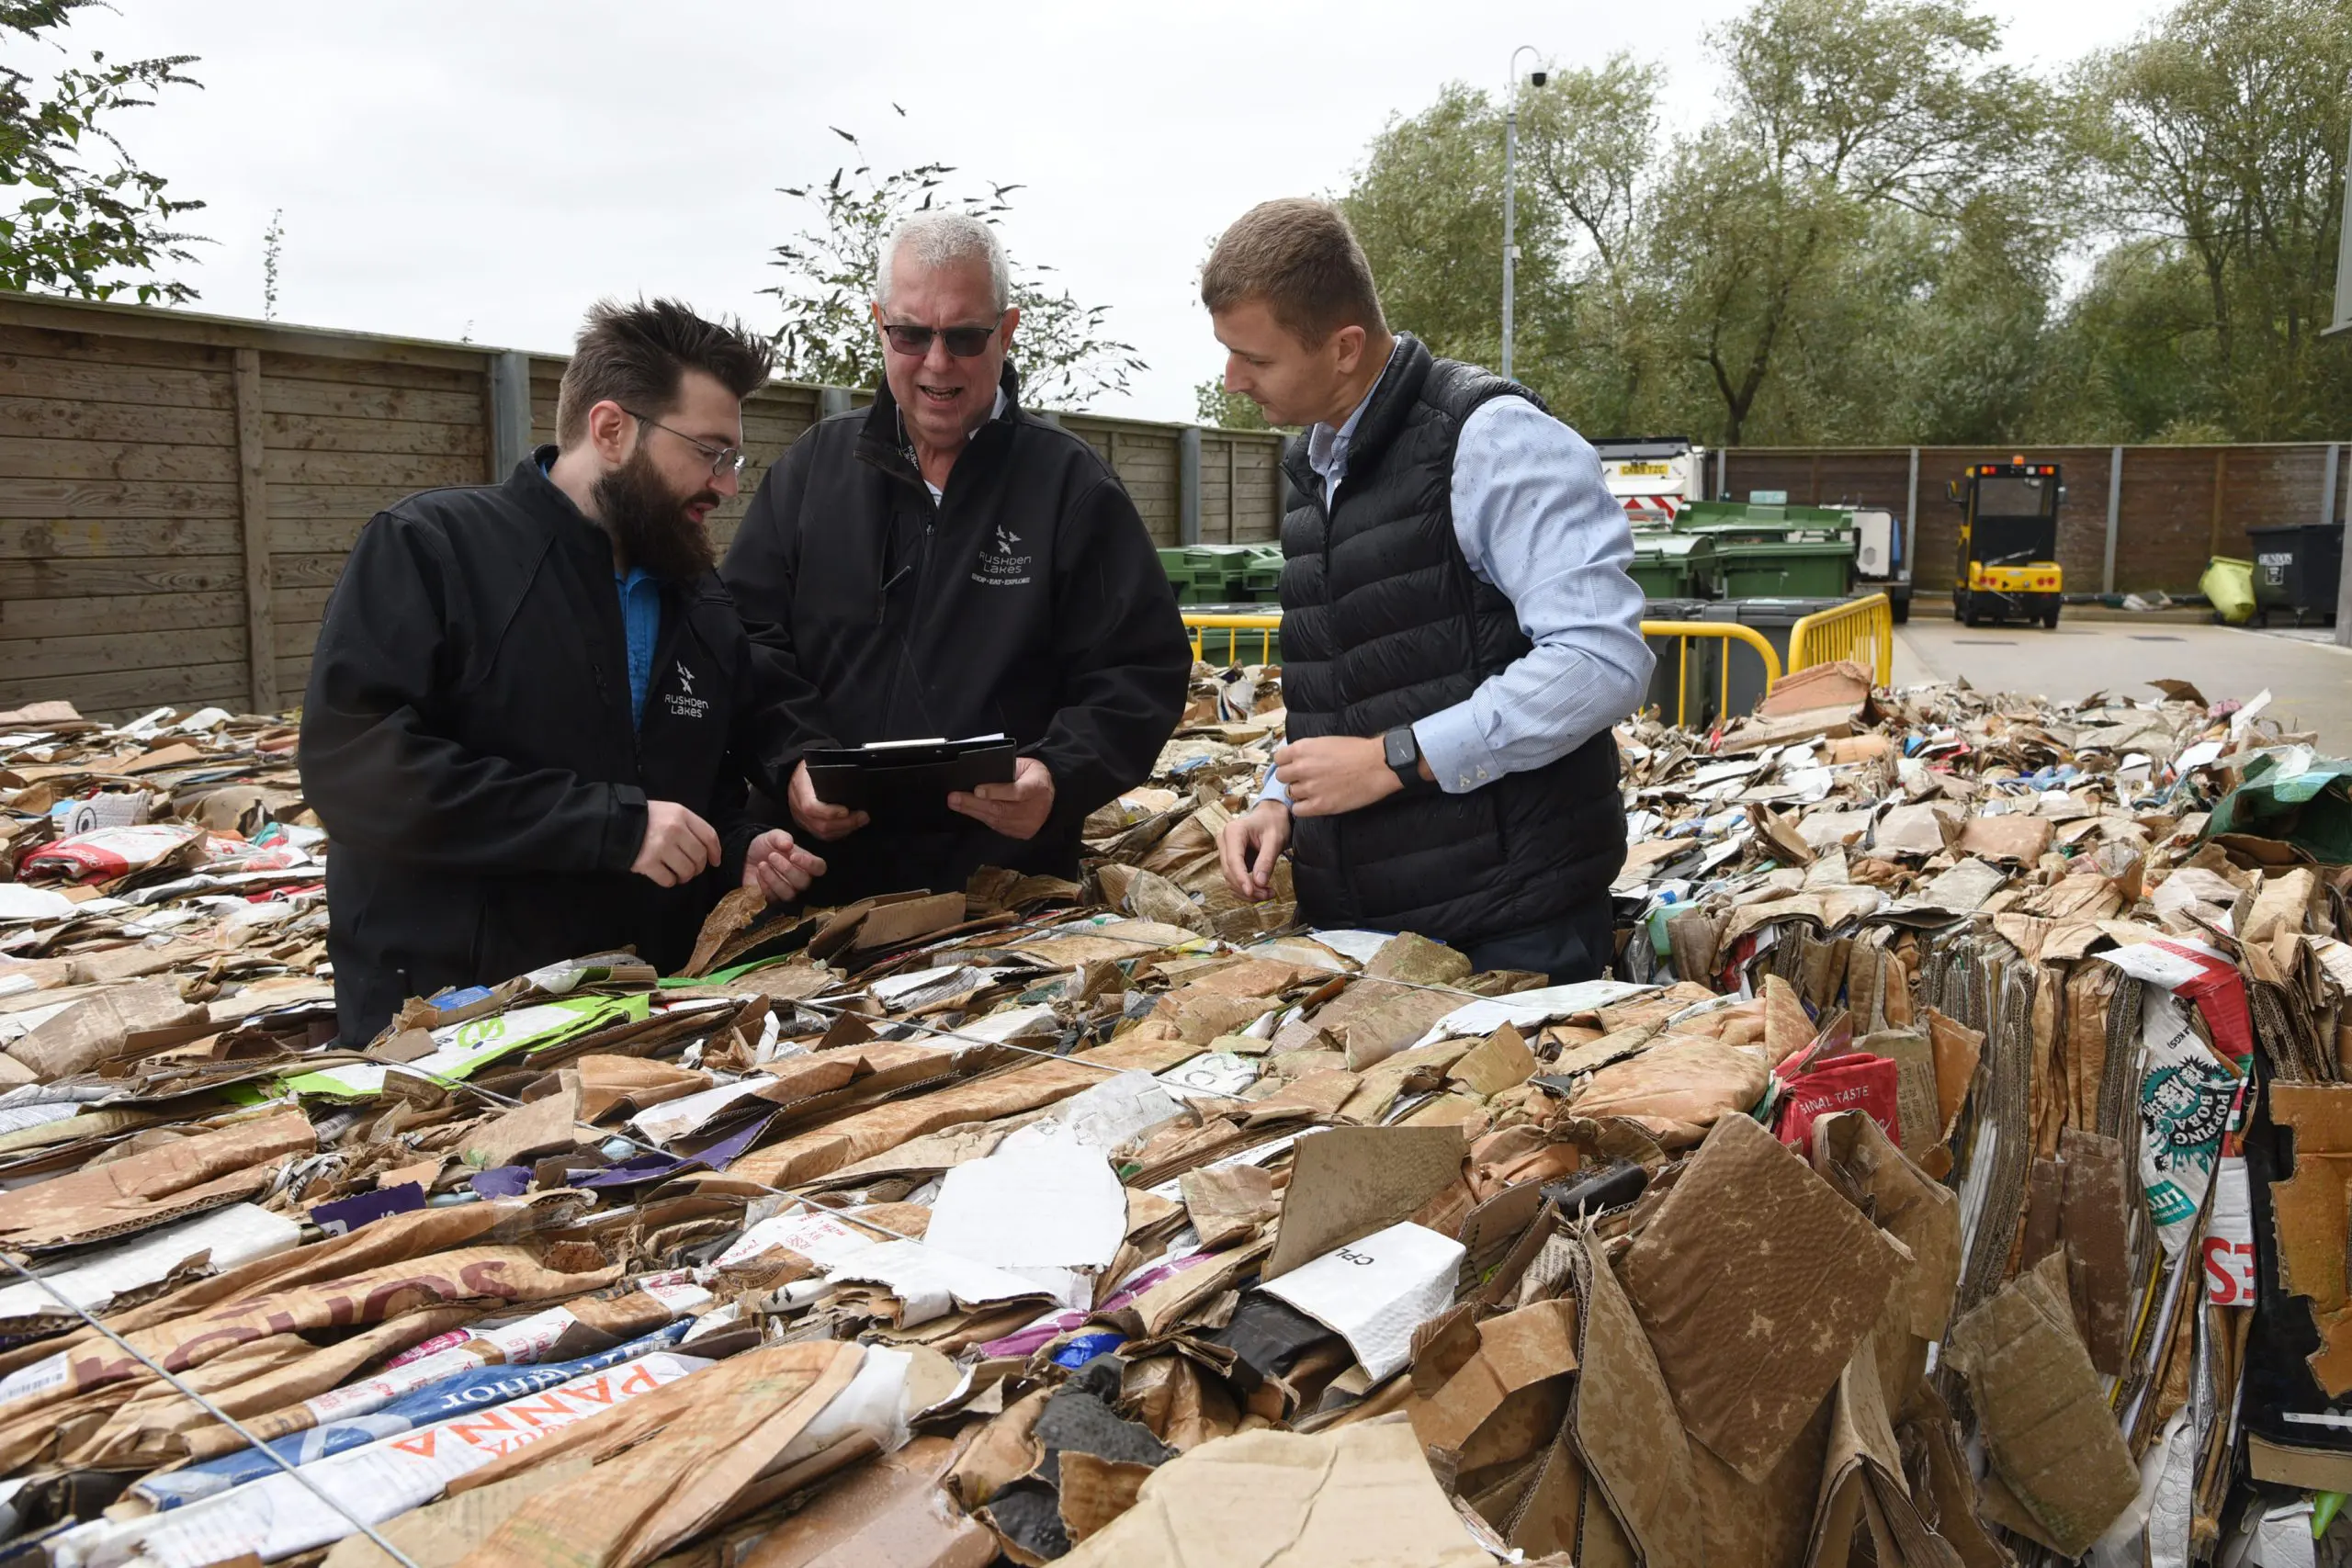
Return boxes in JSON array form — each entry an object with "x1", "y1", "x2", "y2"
[{"x1": 1382, "y1": 725, "x2": 1427, "y2": 792}]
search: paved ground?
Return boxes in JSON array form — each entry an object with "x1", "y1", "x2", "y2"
[{"x1": 1890, "y1": 613, "x2": 2352, "y2": 750}]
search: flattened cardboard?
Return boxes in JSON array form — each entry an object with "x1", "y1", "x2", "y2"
[
  {"x1": 1859, "y1": 1029, "x2": 1939, "y2": 1161},
  {"x1": 12, "y1": 977, "x2": 207, "y2": 1079},
  {"x1": 1955, "y1": 814, "x2": 2053, "y2": 866},
  {"x1": 1941, "y1": 1252, "x2": 2139, "y2": 1555},
  {"x1": 321, "y1": 1457, "x2": 594, "y2": 1568},
  {"x1": 1810, "y1": 1111, "x2": 1961, "y2": 1344},
  {"x1": 1408, "y1": 1299, "x2": 1577, "y2": 1456},
  {"x1": 1177, "y1": 1164, "x2": 1276, "y2": 1251},
  {"x1": 1262, "y1": 1124, "x2": 1464, "y2": 1281},
  {"x1": 736, "y1": 1433, "x2": 995, "y2": 1568},
  {"x1": 0, "y1": 1106, "x2": 315, "y2": 1250},
  {"x1": 1054, "y1": 1418, "x2": 1489, "y2": 1568},
  {"x1": 1621, "y1": 1113, "x2": 1903, "y2": 1483},
  {"x1": 2056, "y1": 1127, "x2": 2132, "y2": 1375},
  {"x1": 1568, "y1": 1231, "x2": 1704, "y2": 1568},
  {"x1": 1444, "y1": 1024, "x2": 1538, "y2": 1099}
]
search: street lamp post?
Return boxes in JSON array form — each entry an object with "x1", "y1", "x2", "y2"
[{"x1": 1502, "y1": 46, "x2": 1546, "y2": 380}]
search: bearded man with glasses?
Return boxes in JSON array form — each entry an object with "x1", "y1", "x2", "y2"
[
  {"x1": 300, "y1": 299, "x2": 825, "y2": 1045},
  {"x1": 723, "y1": 212, "x2": 1190, "y2": 902}
]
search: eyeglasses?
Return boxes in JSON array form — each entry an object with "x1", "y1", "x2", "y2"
[
  {"x1": 880, "y1": 318, "x2": 1003, "y2": 358},
  {"x1": 623, "y1": 410, "x2": 746, "y2": 478}
]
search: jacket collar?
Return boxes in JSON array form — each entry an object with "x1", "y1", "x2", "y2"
[
  {"x1": 506, "y1": 446, "x2": 607, "y2": 544},
  {"x1": 1338, "y1": 333, "x2": 1433, "y2": 475},
  {"x1": 855, "y1": 361, "x2": 1026, "y2": 486},
  {"x1": 505, "y1": 446, "x2": 723, "y2": 603},
  {"x1": 1283, "y1": 334, "x2": 1431, "y2": 507}
]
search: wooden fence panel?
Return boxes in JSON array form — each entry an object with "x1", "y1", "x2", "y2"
[
  {"x1": 0, "y1": 318, "x2": 248, "y2": 715},
  {"x1": 262, "y1": 348, "x2": 490, "y2": 703}
]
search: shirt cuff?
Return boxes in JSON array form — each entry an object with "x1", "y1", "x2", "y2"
[
  {"x1": 1255, "y1": 762, "x2": 1291, "y2": 807},
  {"x1": 1414, "y1": 705, "x2": 1507, "y2": 795}
]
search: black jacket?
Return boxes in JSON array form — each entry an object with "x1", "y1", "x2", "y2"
[
  {"x1": 1279, "y1": 337, "x2": 1625, "y2": 943},
  {"x1": 300, "y1": 452, "x2": 785, "y2": 1044},
  {"x1": 720, "y1": 365, "x2": 1190, "y2": 900}
]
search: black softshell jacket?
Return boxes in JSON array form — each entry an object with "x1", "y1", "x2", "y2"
[
  {"x1": 720, "y1": 365, "x2": 1190, "y2": 900},
  {"x1": 300, "y1": 452, "x2": 785, "y2": 1044}
]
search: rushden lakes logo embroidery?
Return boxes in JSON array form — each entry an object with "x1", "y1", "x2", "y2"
[
  {"x1": 665, "y1": 660, "x2": 709, "y2": 721},
  {"x1": 973, "y1": 524, "x2": 1033, "y2": 588}
]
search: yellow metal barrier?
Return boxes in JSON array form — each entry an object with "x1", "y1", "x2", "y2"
[
  {"x1": 1788, "y1": 592, "x2": 1894, "y2": 685},
  {"x1": 1182, "y1": 612, "x2": 1282, "y2": 666},
  {"x1": 1184, "y1": 611, "x2": 1789, "y2": 729},
  {"x1": 1638, "y1": 620, "x2": 1784, "y2": 728}
]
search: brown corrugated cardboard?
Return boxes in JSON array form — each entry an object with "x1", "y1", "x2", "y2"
[
  {"x1": 1053, "y1": 1417, "x2": 1489, "y2": 1568},
  {"x1": 1261, "y1": 1124, "x2": 1464, "y2": 1281},
  {"x1": 1942, "y1": 1252, "x2": 2139, "y2": 1554},
  {"x1": 1568, "y1": 1231, "x2": 1705, "y2": 1568},
  {"x1": 1621, "y1": 1113, "x2": 1903, "y2": 1483}
]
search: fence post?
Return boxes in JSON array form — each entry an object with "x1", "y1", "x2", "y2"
[
  {"x1": 1904, "y1": 447, "x2": 1919, "y2": 589},
  {"x1": 2326, "y1": 444, "x2": 2352, "y2": 649},
  {"x1": 818, "y1": 386, "x2": 853, "y2": 420},
  {"x1": 1716, "y1": 446, "x2": 1727, "y2": 501},
  {"x1": 490, "y1": 352, "x2": 533, "y2": 477},
  {"x1": 1270, "y1": 435, "x2": 1288, "y2": 536},
  {"x1": 1178, "y1": 427, "x2": 1202, "y2": 547},
  {"x1": 2103, "y1": 446, "x2": 2123, "y2": 596},
  {"x1": 233, "y1": 348, "x2": 276, "y2": 714}
]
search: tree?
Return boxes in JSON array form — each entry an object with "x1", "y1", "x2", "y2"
[
  {"x1": 2064, "y1": 0, "x2": 2352, "y2": 440},
  {"x1": 1653, "y1": 0, "x2": 2053, "y2": 443},
  {"x1": 762, "y1": 129, "x2": 1145, "y2": 407},
  {"x1": 0, "y1": 0, "x2": 203, "y2": 304},
  {"x1": 261, "y1": 206, "x2": 281, "y2": 320}
]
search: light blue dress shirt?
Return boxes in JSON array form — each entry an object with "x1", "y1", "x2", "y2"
[{"x1": 1263, "y1": 347, "x2": 1653, "y2": 800}]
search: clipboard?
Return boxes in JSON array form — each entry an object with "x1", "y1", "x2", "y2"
[{"x1": 804, "y1": 734, "x2": 1019, "y2": 824}]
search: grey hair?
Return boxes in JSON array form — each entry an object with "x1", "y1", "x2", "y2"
[{"x1": 876, "y1": 211, "x2": 1011, "y2": 314}]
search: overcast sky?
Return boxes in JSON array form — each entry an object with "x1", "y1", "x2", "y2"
[{"x1": 65, "y1": 0, "x2": 2172, "y2": 423}]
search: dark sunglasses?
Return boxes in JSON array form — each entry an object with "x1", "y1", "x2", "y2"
[{"x1": 880, "y1": 319, "x2": 1002, "y2": 358}]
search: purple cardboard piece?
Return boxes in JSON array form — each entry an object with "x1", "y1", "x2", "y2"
[
  {"x1": 310, "y1": 1181, "x2": 426, "y2": 1236},
  {"x1": 469, "y1": 1166, "x2": 534, "y2": 1200}
]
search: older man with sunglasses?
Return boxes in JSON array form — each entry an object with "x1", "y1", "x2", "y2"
[{"x1": 722, "y1": 212, "x2": 1190, "y2": 902}]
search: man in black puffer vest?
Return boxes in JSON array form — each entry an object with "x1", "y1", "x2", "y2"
[{"x1": 1207, "y1": 200, "x2": 1652, "y2": 982}]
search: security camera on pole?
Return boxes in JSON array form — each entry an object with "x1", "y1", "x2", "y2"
[{"x1": 1501, "y1": 46, "x2": 1548, "y2": 380}]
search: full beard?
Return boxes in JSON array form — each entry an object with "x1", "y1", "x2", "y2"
[{"x1": 594, "y1": 450, "x2": 719, "y2": 581}]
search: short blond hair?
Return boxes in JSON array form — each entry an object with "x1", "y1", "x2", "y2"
[{"x1": 1201, "y1": 197, "x2": 1386, "y2": 348}]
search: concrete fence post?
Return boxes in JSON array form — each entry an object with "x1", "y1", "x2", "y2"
[
  {"x1": 2103, "y1": 446, "x2": 2124, "y2": 597},
  {"x1": 817, "y1": 386, "x2": 853, "y2": 420},
  {"x1": 233, "y1": 348, "x2": 275, "y2": 713},
  {"x1": 490, "y1": 352, "x2": 533, "y2": 477},
  {"x1": 1179, "y1": 427, "x2": 1203, "y2": 547},
  {"x1": 1904, "y1": 447, "x2": 1919, "y2": 590},
  {"x1": 2324, "y1": 444, "x2": 2352, "y2": 648}
]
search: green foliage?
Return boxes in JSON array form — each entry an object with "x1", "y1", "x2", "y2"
[
  {"x1": 1302, "y1": 0, "x2": 2352, "y2": 446},
  {"x1": 2060, "y1": 0, "x2": 2352, "y2": 440},
  {"x1": 763, "y1": 129, "x2": 1146, "y2": 408},
  {"x1": 0, "y1": 0, "x2": 204, "y2": 305}
]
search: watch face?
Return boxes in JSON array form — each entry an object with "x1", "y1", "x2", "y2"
[{"x1": 1385, "y1": 728, "x2": 1415, "y2": 769}]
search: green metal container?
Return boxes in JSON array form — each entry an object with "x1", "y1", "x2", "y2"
[
  {"x1": 1628, "y1": 535, "x2": 1718, "y2": 598},
  {"x1": 1677, "y1": 500, "x2": 1856, "y2": 541},
  {"x1": 1714, "y1": 539, "x2": 1855, "y2": 599}
]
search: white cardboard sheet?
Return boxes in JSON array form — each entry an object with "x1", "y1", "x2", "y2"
[{"x1": 1260, "y1": 1220, "x2": 1464, "y2": 1382}]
